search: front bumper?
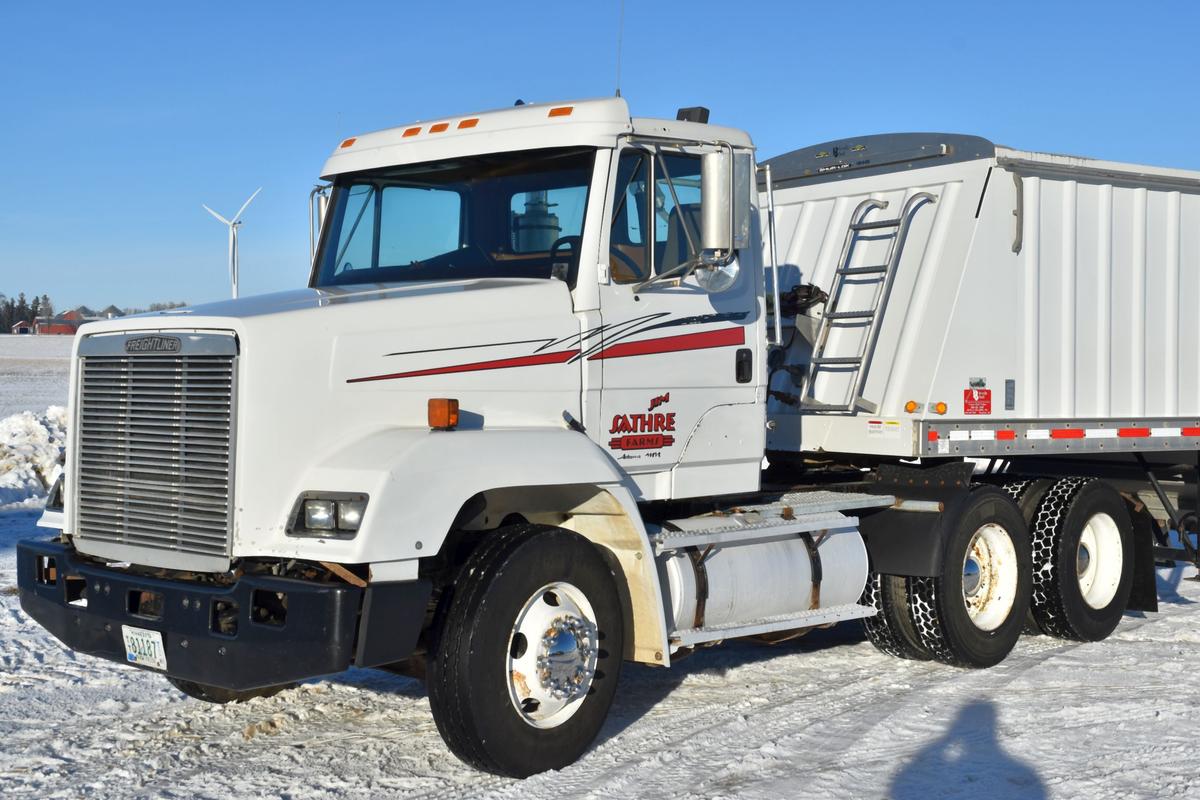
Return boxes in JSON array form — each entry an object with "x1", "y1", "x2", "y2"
[{"x1": 17, "y1": 538, "x2": 430, "y2": 691}]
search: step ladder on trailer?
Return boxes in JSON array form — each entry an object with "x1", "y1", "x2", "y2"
[
  {"x1": 650, "y1": 490, "x2": 896, "y2": 648},
  {"x1": 803, "y1": 193, "x2": 936, "y2": 414}
]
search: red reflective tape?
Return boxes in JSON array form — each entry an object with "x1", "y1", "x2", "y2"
[
  {"x1": 927, "y1": 430, "x2": 939, "y2": 441},
  {"x1": 996, "y1": 429, "x2": 1017, "y2": 440},
  {"x1": 1183, "y1": 427, "x2": 1200, "y2": 437},
  {"x1": 588, "y1": 327, "x2": 745, "y2": 360},
  {"x1": 1050, "y1": 428, "x2": 1085, "y2": 439},
  {"x1": 1118, "y1": 427, "x2": 1151, "y2": 438},
  {"x1": 347, "y1": 349, "x2": 578, "y2": 383}
]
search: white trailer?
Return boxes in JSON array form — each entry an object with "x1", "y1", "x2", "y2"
[
  {"x1": 16, "y1": 99, "x2": 1200, "y2": 777},
  {"x1": 762, "y1": 133, "x2": 1200, "y2": 460}
]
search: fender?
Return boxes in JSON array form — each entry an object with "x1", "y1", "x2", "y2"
[{"x1": 259, "y1": 425, "x2": 671, "y2": 665}]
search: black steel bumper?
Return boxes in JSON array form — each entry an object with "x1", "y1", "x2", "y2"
[{"x1": 16, "y1": 538, "x2": 430, "y2": 691}]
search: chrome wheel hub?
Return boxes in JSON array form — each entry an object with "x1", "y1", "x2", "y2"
[
  {"x1": 537, "y1": 617, "x2": 596, "y2": 701},
  {"x1": 507, "y1": 582, "x2": 599, "y2": 729},
  {"x1": 1076, "y1": 542, "x2": 1092, "y2": 578}
]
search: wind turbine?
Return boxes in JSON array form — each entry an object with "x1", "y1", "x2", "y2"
[{"x1": 202, "y1": 188, "x2": 261, "y2": 299}]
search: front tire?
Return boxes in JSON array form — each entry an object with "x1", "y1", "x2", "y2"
[
  {"x1": 907, "y1": 487, "x2": 1032, "y2": 668},
  {"x1": 427, "y1": 524, "x2": 625, "y2": 777}
]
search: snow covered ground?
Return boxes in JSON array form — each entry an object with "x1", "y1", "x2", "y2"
[
  {"x1": 0, "y1": 335, "x2": 73, "y2": 418},
  {"x1": 2, "y1": 338, "x2": 1199, "y2": 798},
  {"x1": 2, "y1": 507, "x2": 1198, "y2": 799}
]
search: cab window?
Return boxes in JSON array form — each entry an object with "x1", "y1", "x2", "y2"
[{"x1": 608, "y1": 150, "x2": 702, "y2": 284}]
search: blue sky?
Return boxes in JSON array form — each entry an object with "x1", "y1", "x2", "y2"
[{"x1": 2, "y1": 0, "x2": 1198, "y2": 310}]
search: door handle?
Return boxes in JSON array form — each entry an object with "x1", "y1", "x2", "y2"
[{"x1": 735, "y1": 348, "x2": 752, "y2": 383}]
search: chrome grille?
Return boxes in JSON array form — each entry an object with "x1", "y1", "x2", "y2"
[{"x1": 75, "y1": 334, "x2": 236, "y2": 563}]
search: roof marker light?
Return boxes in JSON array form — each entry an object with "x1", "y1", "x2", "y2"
[
  {"x1": 933, "y1": 402, "x2": 948, "y2": 415},
  {"x1": 402, "y1": 126, "x2": 421, "y2": 137},
  {"x1": 457, "y1": 118, "x2": 479, "y2": 129},
  {"x1": 340, "y1": 137, "x2": 357, "y2": 148},
  {"x1": 429, "y1": 122, "x2": 450, "y2": 133},
  {"x1": 904, "y1": 400, "x2": 919, "y2": 414},
  {"x1": 548, "y1": 106, "x2": 574, "y2": 117}
]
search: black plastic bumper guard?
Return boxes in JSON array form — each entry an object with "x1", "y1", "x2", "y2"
[{"x1": 16, "y1": 538, "x2": 430, "y2": 691}]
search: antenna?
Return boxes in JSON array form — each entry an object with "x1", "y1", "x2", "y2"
[
  {"x1": 615, "y1": 0, "x2": 625, "y2": 97},
  {"x1": 202, "y1": 187, "x2": 261, "y2": 299}
]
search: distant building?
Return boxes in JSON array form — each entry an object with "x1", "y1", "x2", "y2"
[
  {"x1": 33, "y1": 306, "x2": 125, "y2": 335},
  {"x1": 10, "y1": 320, "x2": 32, "y2": 335}
]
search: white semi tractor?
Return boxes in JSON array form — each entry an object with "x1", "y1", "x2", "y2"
[{"x1": 17, "y1": 97, "x2": 1200, "y2": 776}]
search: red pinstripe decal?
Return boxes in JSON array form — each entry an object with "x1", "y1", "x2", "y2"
[
  {"x1": 996, "y1": 430, "x2": 1017, "y2": 440},
  {"x1": 1118, "y1": 427, "x2": 1151, "y2": 438},
  {"x1": 588, "y1": 327, "x2": 745, "y2": 360},
  {"x1": 347, "y1": 349, "x2": 579, "y2": 383},
  {"x1": 1050, "y1": 429, "x2": 1085, "y2": 439}
]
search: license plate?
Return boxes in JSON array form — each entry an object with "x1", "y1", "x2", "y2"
[{"x1": 122, "y1": 625, "x2": 167, "y2": 671}]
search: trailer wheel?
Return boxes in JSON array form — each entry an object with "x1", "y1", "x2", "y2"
[
  {"x1": 166, "y1": 677, "x2": 293, "y2": 704},
  {"x1": 907, "y1": 487, "x2": 1031, "y2": 668},
  {"x1": 426, "y1": 524, "x2": 624, "y2": 778},
  {"x1": 999, "y1": 478, "x2": 1055, "y2": 635},
  {"x1": 1029, "y1": 479, "x2": 1133, "y2": 641},
  {"x1": 861, "y1": 573, "x2": 932, "y2": 661}
]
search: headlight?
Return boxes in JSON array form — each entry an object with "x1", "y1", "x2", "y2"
[
  {"x1": 288, "y1": 492, "x2": 369, "y2": 538},
  {"x1": 303, "y1": 500, "x2": 336, "y2": 530}
]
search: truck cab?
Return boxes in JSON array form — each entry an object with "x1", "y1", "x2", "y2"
[{"x1": 18, "y1": 98, "x2": 786, "y2": 775}]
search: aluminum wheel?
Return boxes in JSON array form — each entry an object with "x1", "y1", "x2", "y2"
[
  {"x1": 961, "y1": 523, "x2": 1019, "y2": 632},
  {"x1": 1076, "y1": 512, "x2": 1123, "y2": 610},
  {"x1": 506, "y1": 581, "x2": 599, "y2": 729}
]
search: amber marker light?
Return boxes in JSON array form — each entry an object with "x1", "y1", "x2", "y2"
[
  {"x1": 339, "y1": 137, "x2": 357, "y2": 148},
  {"x1": 429, "y1": 398, "x2": 460, "y2": 430},
  {"x1": 904, "y1": 400, "x2": 919, "y2": 414},
  {"x1": 934, "y1": 401, "x2": 948, "y2": 415},
  {"x1": 548, "y1": 106, "x2": 574, "y2": 117},
  {"x1": 402, "y1": 126, "x2": 421, "y2": 137},
  {"x1": 457, "y1": 118, "x2": 479, "y2": 129},
  {"x1": 429, "y1": 122, "x2": 450, "y2": 133}
]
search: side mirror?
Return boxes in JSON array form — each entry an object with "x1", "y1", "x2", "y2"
[
  {"x1": 309, "y1": 184, "x2": 331, "y2": 263},
  {"x1": 698, "y1": 149, "x2": 751, "y2": 292},
  {"x1": 700, "y1": 150, "x2": 733, "y2": 258}
]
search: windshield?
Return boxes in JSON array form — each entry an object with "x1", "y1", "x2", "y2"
[{"x1": 313, "y1": 147, "x2": 595, "y2": 287}]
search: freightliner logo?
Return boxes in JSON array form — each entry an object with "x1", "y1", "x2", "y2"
[{"x1": 124, "y1": 335, "x2": 182, "y2": 354}]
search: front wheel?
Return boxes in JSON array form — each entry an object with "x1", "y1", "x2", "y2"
[{"x1": 427, "y1": 524, "x2": 625, "y2": 777}]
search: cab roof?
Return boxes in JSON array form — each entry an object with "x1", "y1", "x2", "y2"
[{"x1": 321, "y1": 97, "x2": 753, "y2": 179}]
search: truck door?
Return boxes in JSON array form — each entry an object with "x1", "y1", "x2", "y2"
[{"x1": 592, "y1": 145, "x2": 765, "y2": 499}]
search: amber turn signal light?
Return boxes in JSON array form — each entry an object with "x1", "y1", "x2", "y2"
[{"x1": 428, "y1": 398, "x2": 459, "y2": 430}]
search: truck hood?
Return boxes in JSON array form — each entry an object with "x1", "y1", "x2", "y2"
[{"x1": 68, "y1": 278, "x2": 584, "y2": 557}]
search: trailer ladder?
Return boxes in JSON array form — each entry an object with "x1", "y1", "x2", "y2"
[{"x1": 803, "y1": 193, "x2": 936, "y2": 413}]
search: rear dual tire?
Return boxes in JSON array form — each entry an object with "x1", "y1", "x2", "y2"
[
  {"x1": 1027, "y1": 478, "x2": 1133, "y2": 641},
  {"x1": 865, "y1": 487, "x2": 1032, "y2": 668}
]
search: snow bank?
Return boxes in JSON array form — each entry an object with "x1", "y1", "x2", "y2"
[{"x1": 0, "y1": 406, "x2": 66, "y2": 509}]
